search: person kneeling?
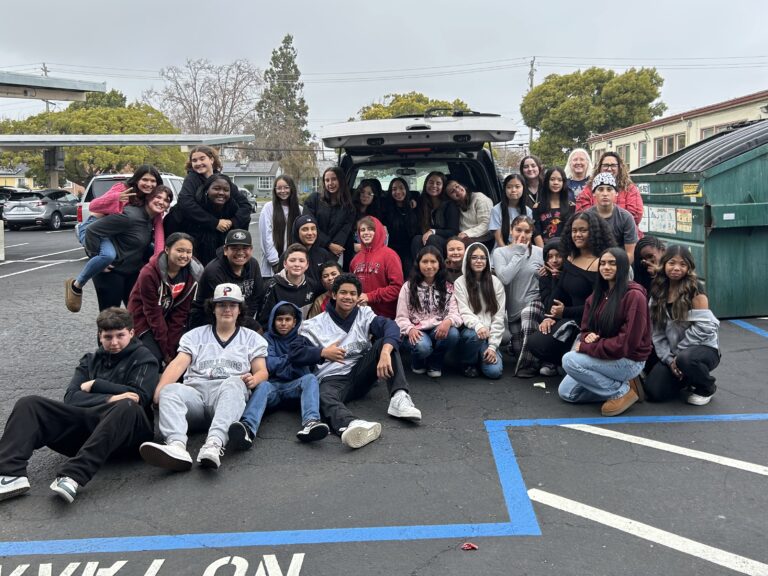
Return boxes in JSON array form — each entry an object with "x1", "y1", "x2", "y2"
[
  {"x1": 558, "y1": 248, "x2": 650, "y2": 416},
  {"x1": 140, "y1": 283, "x2": 268, "y2": 471},
  {"x1": 228, "y1": 301, "x2": 329, "y2": 449},
  {"x1": 0, "y1": 308, "x2": 159, "y2": 504},
  {"x1": 291, "y1": 274, "x2": 422, "y2": 449}
]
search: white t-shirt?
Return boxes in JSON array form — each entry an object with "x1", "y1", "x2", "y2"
[{"x1": 178, "y1": 325, "x2": 267, "y2": 383}]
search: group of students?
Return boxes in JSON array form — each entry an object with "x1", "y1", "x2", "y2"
[{"x1": 0, "y1": 145, "x2": 721, "y2": 505}]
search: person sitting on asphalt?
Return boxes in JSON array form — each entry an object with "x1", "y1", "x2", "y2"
[
  {"x1": 291, "y1": 273, "x2": 422, "y2": 449},
  {"x1": 395, "y1": 246, "x2": 462, "y2": 379},
  {"x1": 140, "y1": 283, "x2": 268, "y2": 471},
  {"x1": 259, "y1": 243, "x2": 319, "y2": 327},
  {"x1": 454, "y1": 242, "x2": 506, "y2": 379},
  {"x1": 189, "y1": 229, "x2": 264, "y2": 332},
  {"x1": 558, "y1": 248, "x2": 651, "y2": 416},
  {"x1": 127, "y1": 232, "x2": 204, "y2": 369},
  {"x1": 585, "y1": 172, "x2": 638, "y2": 262},
  {"x1": 228, "y1": 301, "x2": 329, "y2": 451},
  {"x1": 0, "y1": 307, "x2": 159, "y2": 504},
  {"x1": 307, "y1": 260, "x2": 342, "y2": 319},
  {"x1": 350, "y1": 215, "x2": 404, "y2": 319}
]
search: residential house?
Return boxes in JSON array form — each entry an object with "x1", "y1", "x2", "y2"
[
  {"x1": 221, "y1": 161, "x2": 279, "y2": 197},
  {"x1": 587, "y1": 89, "x2": 768, "y2": 171},
  {"x1": 0, "y1": 164, "x2": 32, "y2": 189}
]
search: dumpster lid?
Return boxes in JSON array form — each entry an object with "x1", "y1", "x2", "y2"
[{"x1": 654, "y1": 120, "x2": 768, "y2": 174}]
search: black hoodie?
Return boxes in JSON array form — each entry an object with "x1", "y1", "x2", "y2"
[
  {"x1": 258, "y1": 269, "x2": 319, "y2": 327},
  {"x1": 64, "y1": 338, "x2": 159, "y2": 421},
  {"x1": 289, "y1": 214, "x2": 335, "y2": 284}
]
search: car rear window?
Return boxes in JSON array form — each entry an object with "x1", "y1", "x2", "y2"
[
  {"x1": 9, "y1": 192, "x2": 42, "y2": 201},
  {"x1": 88, "y1": 178, "x2": 128, "y2": 201},
  {"x1": 352, "y1": 160, "x2": 489, "y2": 197}
]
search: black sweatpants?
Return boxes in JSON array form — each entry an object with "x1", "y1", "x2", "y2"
[
  {"x1": 92, "y1": 270, "x2": 140, "y2": 311},
  {"x1": 644, "y1": 345, "x2": 720, "y2": 402},
  {"x1": 320, "y1": 339, "x2": 409, "y2": 434},
  {"x1": 0, "y1": 396, "x2": 153, "y2": 486}
]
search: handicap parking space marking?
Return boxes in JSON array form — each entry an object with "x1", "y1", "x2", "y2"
[
  {"x1": 730, "y1": 319, "x2": 768, "y2": 339},
  {"x1": 493, "y1": 413, "x2": 768, "y2": 576}
]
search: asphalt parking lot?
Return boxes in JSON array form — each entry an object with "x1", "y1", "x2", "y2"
[{"x1": 0, "y1": 221, "x2": 766, "y2": 576}]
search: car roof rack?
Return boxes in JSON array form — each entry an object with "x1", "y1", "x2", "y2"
[{"x1": 395, "y1": 108, "x2": 501, "y2": 119}]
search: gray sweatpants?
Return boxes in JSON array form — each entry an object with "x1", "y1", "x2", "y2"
[{"x1": 158, "y1": 376, "x2": 249, "y2": 446}]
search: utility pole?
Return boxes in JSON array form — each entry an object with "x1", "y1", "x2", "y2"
[
  {"x1": 527, "y1": 56, "x2": 536, "y2": 147},
  {"x1": 41, "y1": 63, "x2": 50, "y2": 112}
]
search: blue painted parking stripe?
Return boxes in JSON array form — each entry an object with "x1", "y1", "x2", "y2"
[
  {"x1": 486, "y1": 413, "x2": 768, "y2": 430},
  {"x1": 729, "y1": 319, "x2": 768, "y2": 339}
]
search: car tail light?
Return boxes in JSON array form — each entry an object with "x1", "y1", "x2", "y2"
[
  {"x1": 396, "y1": 147, "x2": 432, "y2": 153},
  {"x1": 35, "y1": 201, "x2": 45, "y2": 207},
  {"x1": 77, "y1": 204, "x2": 83, "y2": 222}
]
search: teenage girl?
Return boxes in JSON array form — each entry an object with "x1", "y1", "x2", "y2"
[
  {"x1": 259, "y1": 175, "x2": 301, "y2": 277},
  {"x1": 490, "y1": 174, "x2": 533, "y2": 249},
  {"x1": 533, "y1": 167, "x2": 572, "y2": 247},
  {"x1": 520, "y1": 155, "x2": 544, "y2": 209},
  {"x1": 646, "y1": 245, "x2": 720, "y2": 405}
]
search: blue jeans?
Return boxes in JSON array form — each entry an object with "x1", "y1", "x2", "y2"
[
  {"x1": 403, "y1": 326, "x2": 459, "y2": 371},
  {"x1": 76, "y1": 216, "x2": 117, "y2": 286},
  {"x1": 458, "y1": 327, "x2": 504, "y2": 379},
  {"x1": 558, "y1": 351, "x2": 645, "y2": 403},
  {"x1": 240, "y1": 374, "x2": 320, "y2": 434}
]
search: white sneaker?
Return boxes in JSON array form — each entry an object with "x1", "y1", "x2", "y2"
[
  {"x1": 50, "y1": 476, "x2": 78, "y2": 504},
  {"x1": 387, "y1": 390, "x2": 422, "y2": 422},
  {"x1": 426, "y1": 369, "x2": 442, "y2": 378},
  {"x1": 197, "y1": 438, "x2": 224, "y2": 469},
  {"x1": 411, "y1": 367, "x2": 426, "y2": 375},
  {"x1": 0, "y1": 475, "x2": 30, "y2": 502},
  {"x1": 140, "y1": 441, "x2": 193, "y2": 472},
  {"x1": 341, "y1": 420, "x2": 382, "y2": 449},
  {"x1": 687, "y1": 392, "x2": 713, "y2": 406}
]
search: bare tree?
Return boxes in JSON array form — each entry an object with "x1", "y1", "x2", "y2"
[{"x1": 143, "y1": 59, "x2": 262, "y2": 134}]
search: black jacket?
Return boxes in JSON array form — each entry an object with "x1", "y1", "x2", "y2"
[
  {"x1": 84, "y1": 205, "x2": 153, "y2": 274},
  {"x1": 164, "y1": 173, "x2": 252, "y2": 265},
  {"x1": 381, "y1": 195, "x2": 419, "y2": 256},
  {"x1": 64, "y1": 339, "x2": 159, "y2": 420},
  {"x1": 302, "y1": 192, "x2": 356, "y2": 250},
  {"x1": 258, "y1": 271, "x2": 319, "y2": 326},
  {"x1": 288, "y1": 216, "x2": 335, "y2": 285},
  {"x1": 189, "y1": 253, "x2": 264, "y2": 329}
]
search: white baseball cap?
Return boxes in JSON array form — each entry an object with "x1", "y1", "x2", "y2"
[{"x1": 212, "y1": 283, "x2": 244, "y2": 303}]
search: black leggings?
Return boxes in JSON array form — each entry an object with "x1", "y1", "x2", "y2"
[
  {"x1": 527, "y1": 318, "x2": 578, "y2": 365},
  {"x1": 644, "y1": 346, "x2": 720, "y2": 401},
  {"x1": 92, "y1": 270, "x2": 140, "y2": 310}
]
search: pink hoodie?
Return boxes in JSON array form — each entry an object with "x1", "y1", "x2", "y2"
[{"x1": 89, "y1": 182, "x2": 165, "y2": 255}]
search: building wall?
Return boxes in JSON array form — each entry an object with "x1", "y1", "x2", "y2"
[
  {"x1": 590, "y1": 102, "x2": 767, "y2": 172},
  {"x1": 0, "y1": 175, "x2": 32, "y2": 188}
]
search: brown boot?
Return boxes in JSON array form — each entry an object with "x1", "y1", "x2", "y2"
[
  {"x1": 64, "y1": 278, "x2": 82, "y2": 313},
  {"x1": 601, "y1": 388, "x2": 639, "y2": 417},
  {"x1": 628, "y1": 377, "x2": 645, "y2": 402}
]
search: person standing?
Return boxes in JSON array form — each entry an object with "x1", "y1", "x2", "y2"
[
  {"x1": 259, "y1": 175, "x2": 302, "y2": 278},
  {"x1": 565, "y1": 148, "x2": 593, "y2": 201}
]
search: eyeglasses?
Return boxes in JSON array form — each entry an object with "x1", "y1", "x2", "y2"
[
  {"x1": 470, "y1": 255, "x2": 487, "y2": 262},
  {"x1": 601, "y1": 163, "x2": 619, "y2": 169}
]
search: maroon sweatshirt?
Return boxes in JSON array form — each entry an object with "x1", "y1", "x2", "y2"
[{"x1": 578, "y1": 281, "x2": 652, "y2": 361}]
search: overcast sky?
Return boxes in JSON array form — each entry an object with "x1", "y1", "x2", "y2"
[{"x1": 2, "y1": 0, "x2": 766, "y2": 146}]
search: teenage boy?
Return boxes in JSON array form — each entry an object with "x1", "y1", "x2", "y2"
[
  {"x1": 190, "y1": 229, "x2": 264, "y2": 330},
  {"x1": 0, "y1": 308, "x2": 159, "y2": 504},
  {"x1": 586, "y1": 172, "x2": 638, "y2": 261},
  {"x1": 307, "y1": 261, "x2": 342, "y2": 318},
  {"x1": 292, "y1": 273, "x2": 422, "y2": 449},
  {"x1": 258, "y1": 243, "x2": 319, "y2": 326},
  {"x1": 140, "y1": 283, "x2": 268, "y2": 471},
  {"x1": 228, "y1": 301, "x2": 329, "y2": 450}
]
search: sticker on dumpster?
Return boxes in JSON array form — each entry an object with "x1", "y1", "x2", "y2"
[
  {"x1": 723, "y1": 213, "x2": 736, "y2": 221},
  {"x1": 676, "y1": 208, "x2": 693, "y2": 233},
  {"x1": 648, "y1": 206, "x2": 677, "y2": 235},
  {"x1": 638, "y1": 183, "x2": 650, "y2": 195},
  {"x1": 639, "y1": 206, "x2": 650, "y2": 233},
  {"x1": 682, "y1": 183, "x2": 702, "y2": 197}
]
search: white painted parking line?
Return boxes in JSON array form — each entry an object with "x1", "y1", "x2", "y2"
[
  {"x1": 0, "y1": 261, "x2": 65, "y2": 279},
  {"x1": 561, "y1": 424, "x2": 768, "y2": 476},
  {"x1": 529, "y1": 489, "x2": 768, "y2": 576},
  {"x1": 45, "y1": 229, "x2": 73, "y2": 234},
  {"x1": 24, "y1": 247, "x2": 84, "y2": 261},
  {"x1": 4, "y1": 243, "x2": 29, "y2": 248}
]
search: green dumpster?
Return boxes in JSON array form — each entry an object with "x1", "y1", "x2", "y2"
[{"x1": 631, "y1": 120, "x2": 768, "y2": 318}]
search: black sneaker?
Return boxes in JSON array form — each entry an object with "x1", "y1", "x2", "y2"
[
  {"x1": 228, "y1": 421, "x2": 254, "y2": 451},
  {"x1": 463, "y1": 365, "x2": 479, "y2": 378},
  {"x1": 296, "y1": 420, "x2": 330, "y2": 443}
]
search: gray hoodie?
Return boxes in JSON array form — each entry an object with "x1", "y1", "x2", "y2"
[
  {"x1": 492, "y1": 243, "x2": 543, "y2": 322},
  {"x1": 650, "y1": 304, "x2": 720, "y2": 366}
]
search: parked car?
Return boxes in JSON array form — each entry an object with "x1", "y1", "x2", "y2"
[
  {"x1": 0, "y1": 187, "x2": 21, "y2": 224},
  {"x1": 3, "y1": 189, "x2": 79, "y2": 230},
  {"x1": 320, "y1": 109, "x2": 517, "y2": 204},
  {"x1": 240, "y1": 188, "x2": 258, "y2": 213},
  {"x1": 77, "y1": 172, "x2": 184, "y2": 226}
]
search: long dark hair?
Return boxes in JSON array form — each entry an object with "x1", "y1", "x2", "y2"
[
  {"x1": 633, "y1": 235, "x2": 666, "y2": 293},
  {"x1": 591, "y1": 151, "x2": 633, "y2": 191},
  {"x1": 501, "y1": 174, "x2": 526, "y2": 245},
  {"x1": 354, "y1": 179, "x2": 383, "y2": 218},
  {"x1": 271, "y1": 175, "x2": 301, "y2": 256},
  {"x1": 510, "y1": 214, "x2": 535, "y2": 257},
  {"x1": 559, "y1": 212, "x2": 616, "y2": 258},
  {"x1": 408, "y1": 246, "x2": 449, "y2": 313},
  {"x1": 446, "y1": 179, "x2": 473, "y2": 211},
  {"x1": 541, "y1": 167, "x2": 571, "y2": 217},
  {"x1": 586, "y1": 248, "x2": 630, "y2": 337},
  {"x1": 649, "y1": 245, "x2": 701, "y2": 328},
  {"x1": 519, "y1": 155, "x2": 544, "y2": 209},
  {"x1": 321, "y1": 166, "x2": 353, "y2": 209},
  {"x1": 464, "y1": 243, "x2": 499, "y2": 316},
  {"x1": 418, "y1": 171, "x2": 447, "y2": 232},
  {"x1": 386, "y1": 177, "x2": 411, "y2": 206},
  {"x1": 126, "y1": 165, "x2": 163, "y2": 206}
]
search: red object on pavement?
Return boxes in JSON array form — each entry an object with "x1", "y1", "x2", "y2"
[{"x1": 461, "y1": 542, "x2": 479, "y2": 551}]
